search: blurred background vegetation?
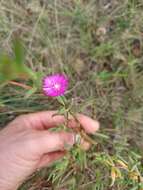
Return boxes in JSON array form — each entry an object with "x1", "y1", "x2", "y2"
[{"x1": 0, "y1": 0, "x2": 143, "y2": 189}]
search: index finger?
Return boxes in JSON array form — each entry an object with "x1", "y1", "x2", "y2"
[
  {"x1": 16, "y1": 111, "x2": 99, "y2": 133},
  {"x1": 17, "y1": 111, "x2": 65, "y2": 130}
]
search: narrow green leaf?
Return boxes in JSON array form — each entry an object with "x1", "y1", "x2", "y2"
[{"x1": 13, "y1": 38, "x2": 25, "y2": 67}]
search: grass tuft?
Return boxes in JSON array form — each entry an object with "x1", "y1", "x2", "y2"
[{"x1": 0, "y1": 0, "x2": 143, "y2": 189}]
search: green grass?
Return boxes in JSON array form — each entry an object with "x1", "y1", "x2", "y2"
[{"x1": 0, "y1": 0, "x2": 143, "y2": 189}]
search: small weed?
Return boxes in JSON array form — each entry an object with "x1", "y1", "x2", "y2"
[{"x1": 0, "y1": 0, "x2": 143, "y2": 190}]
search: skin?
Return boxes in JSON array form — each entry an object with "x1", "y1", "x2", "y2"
[{"x1": 0, "y1": 111, "x2": 99, "y2": 190}]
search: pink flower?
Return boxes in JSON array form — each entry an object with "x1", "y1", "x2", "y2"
[{"x1": 43, "y1": 74, "x2": 69, "y2": 97}]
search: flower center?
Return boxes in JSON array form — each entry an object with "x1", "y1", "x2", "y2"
[{"x1": 54, "y1": 83, "x2": 60, "y2": 90}]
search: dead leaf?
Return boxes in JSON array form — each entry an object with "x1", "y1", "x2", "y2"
[
  {"x1": 116, "y1": 160, "x2": 128, "y2": 170},
  {"x1": 110, "y1": 167, "x2": 116, "y2": 186}
]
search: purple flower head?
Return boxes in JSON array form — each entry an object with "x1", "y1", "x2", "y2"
[{"x1": 43, "y1": 74, "x2": 69, "y2": 97}]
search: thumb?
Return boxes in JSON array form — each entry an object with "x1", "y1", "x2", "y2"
[{"x1": 33, "y1": 131, "x2": 75, "y2": 155}]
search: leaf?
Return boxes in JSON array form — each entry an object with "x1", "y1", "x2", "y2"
[
  {"x1": 0, "y1": 100, "x2": 5, "y2": 107},
  {"x1": 110, "y1": 167, "x2": 116, "y2": 186},
  {"x1": 13, "y1": 38, "x2": 25, "y2": 66},
  {"x1": 129, "y1": 171, "x2": 139, "y2": 181},
  {"x1": 57, "y1": 96, "x2": 67, "y2": 106},
  {"x1": 24, "y1": 87, "x2": 37, "y2": 99},
  {"x1": 105, "y1": 160, "x2": 114, "y2": 167},
  {"x1": 58, "y1": 107, "x2": 67, "y2": 115},
  {"x1": 106, "y1": 155, "x2": 115, "y2": 167},
  {"x1": 98, "y1": 71, "x2": 112, "y2": 81},
  {"x1": 115, "y1": 167, "x2": 122, "y2": 178},
  {"x1": 94, "y1": 132, "x2": 110, "y2": 139},
  {"x1": 0, "y1": 54, "x2": 17, "y2": 83},
  {"x1": 73, "y1": 147, "x2": 87, "y2": 170},
  {"x1": 12, "y1": 39, "x2": 36, "y2": 79},
  {"x1": 110, "y1": 166, "x2": 122, "y2": 187},
  {"x1": 0, "y1": 39, "x2": 37, "y2": 86},
  {"x1": 116, "y1": 159, "x2": 128, "y2": 170}
]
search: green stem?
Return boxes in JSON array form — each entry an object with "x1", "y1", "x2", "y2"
[{"x1": 56, "y1": 96, "x2": 97, "y2": 146}]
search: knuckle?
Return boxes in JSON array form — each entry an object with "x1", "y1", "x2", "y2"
[
  {"x1": 8, "y1": 114, "x2": 28, "y2": 128},
  {"x1": 14, "y1": 114, "x2": 30, "y2": 128},
  {"x1": 15, "y1": 114, "x2": 27, "y2": 122}
]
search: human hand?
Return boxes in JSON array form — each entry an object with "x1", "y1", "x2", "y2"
[{"x1": 0, "y1": 111, "x2": 99, "y2": 190}]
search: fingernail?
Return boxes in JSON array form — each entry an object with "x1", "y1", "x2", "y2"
[
  {"x1": 80, "y1": 140, "x2": 91, "y2": 151},
  {"x1": 75, "y1": 134, "x2": 81, "y2": 144},
  {"x1": 92, "y1": 121, "x2": 100, "y2": 134}
]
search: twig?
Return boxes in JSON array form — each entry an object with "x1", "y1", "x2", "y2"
[{"x1": 9, "y1": 81, "x2": 32, "y2": 90}]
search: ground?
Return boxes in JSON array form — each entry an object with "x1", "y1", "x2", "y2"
[{"x1": 0, "y1": 0, "x2": 143, "y2": 189}]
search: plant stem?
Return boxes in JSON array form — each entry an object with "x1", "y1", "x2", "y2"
[
  {"x1": 9, "y1": 81, "x2": 32, "y2": 90},
  {"x1": 57, "y1": 96, "x2": 97, "y2": 145},
  {"x1": 69, "y1": 111, "x2": 97, "y2": 145}
]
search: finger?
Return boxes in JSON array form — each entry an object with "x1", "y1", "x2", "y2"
[
  {"x1": 16, "y1": 111, "x2": 65, "y2": 130},
  {"x1": 80, "y1": 138, "x2": 91, "y2": 151},
  {"x1": 68, "y1": 114, "x2": 100, "y2": 134},
  {"x1": 33, "y1": 131, "x2": 75, "y2": 155},
  {"x1": 37, "y1": 151, "x2": 65, "y2": 168},
  {"x1": 15, "y1": 111, "x2": 99, "y2": 133}
]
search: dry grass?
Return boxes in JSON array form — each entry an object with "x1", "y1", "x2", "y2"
[{"x1": 0, "y1": 0, "x2": 143, "y2": 189}]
